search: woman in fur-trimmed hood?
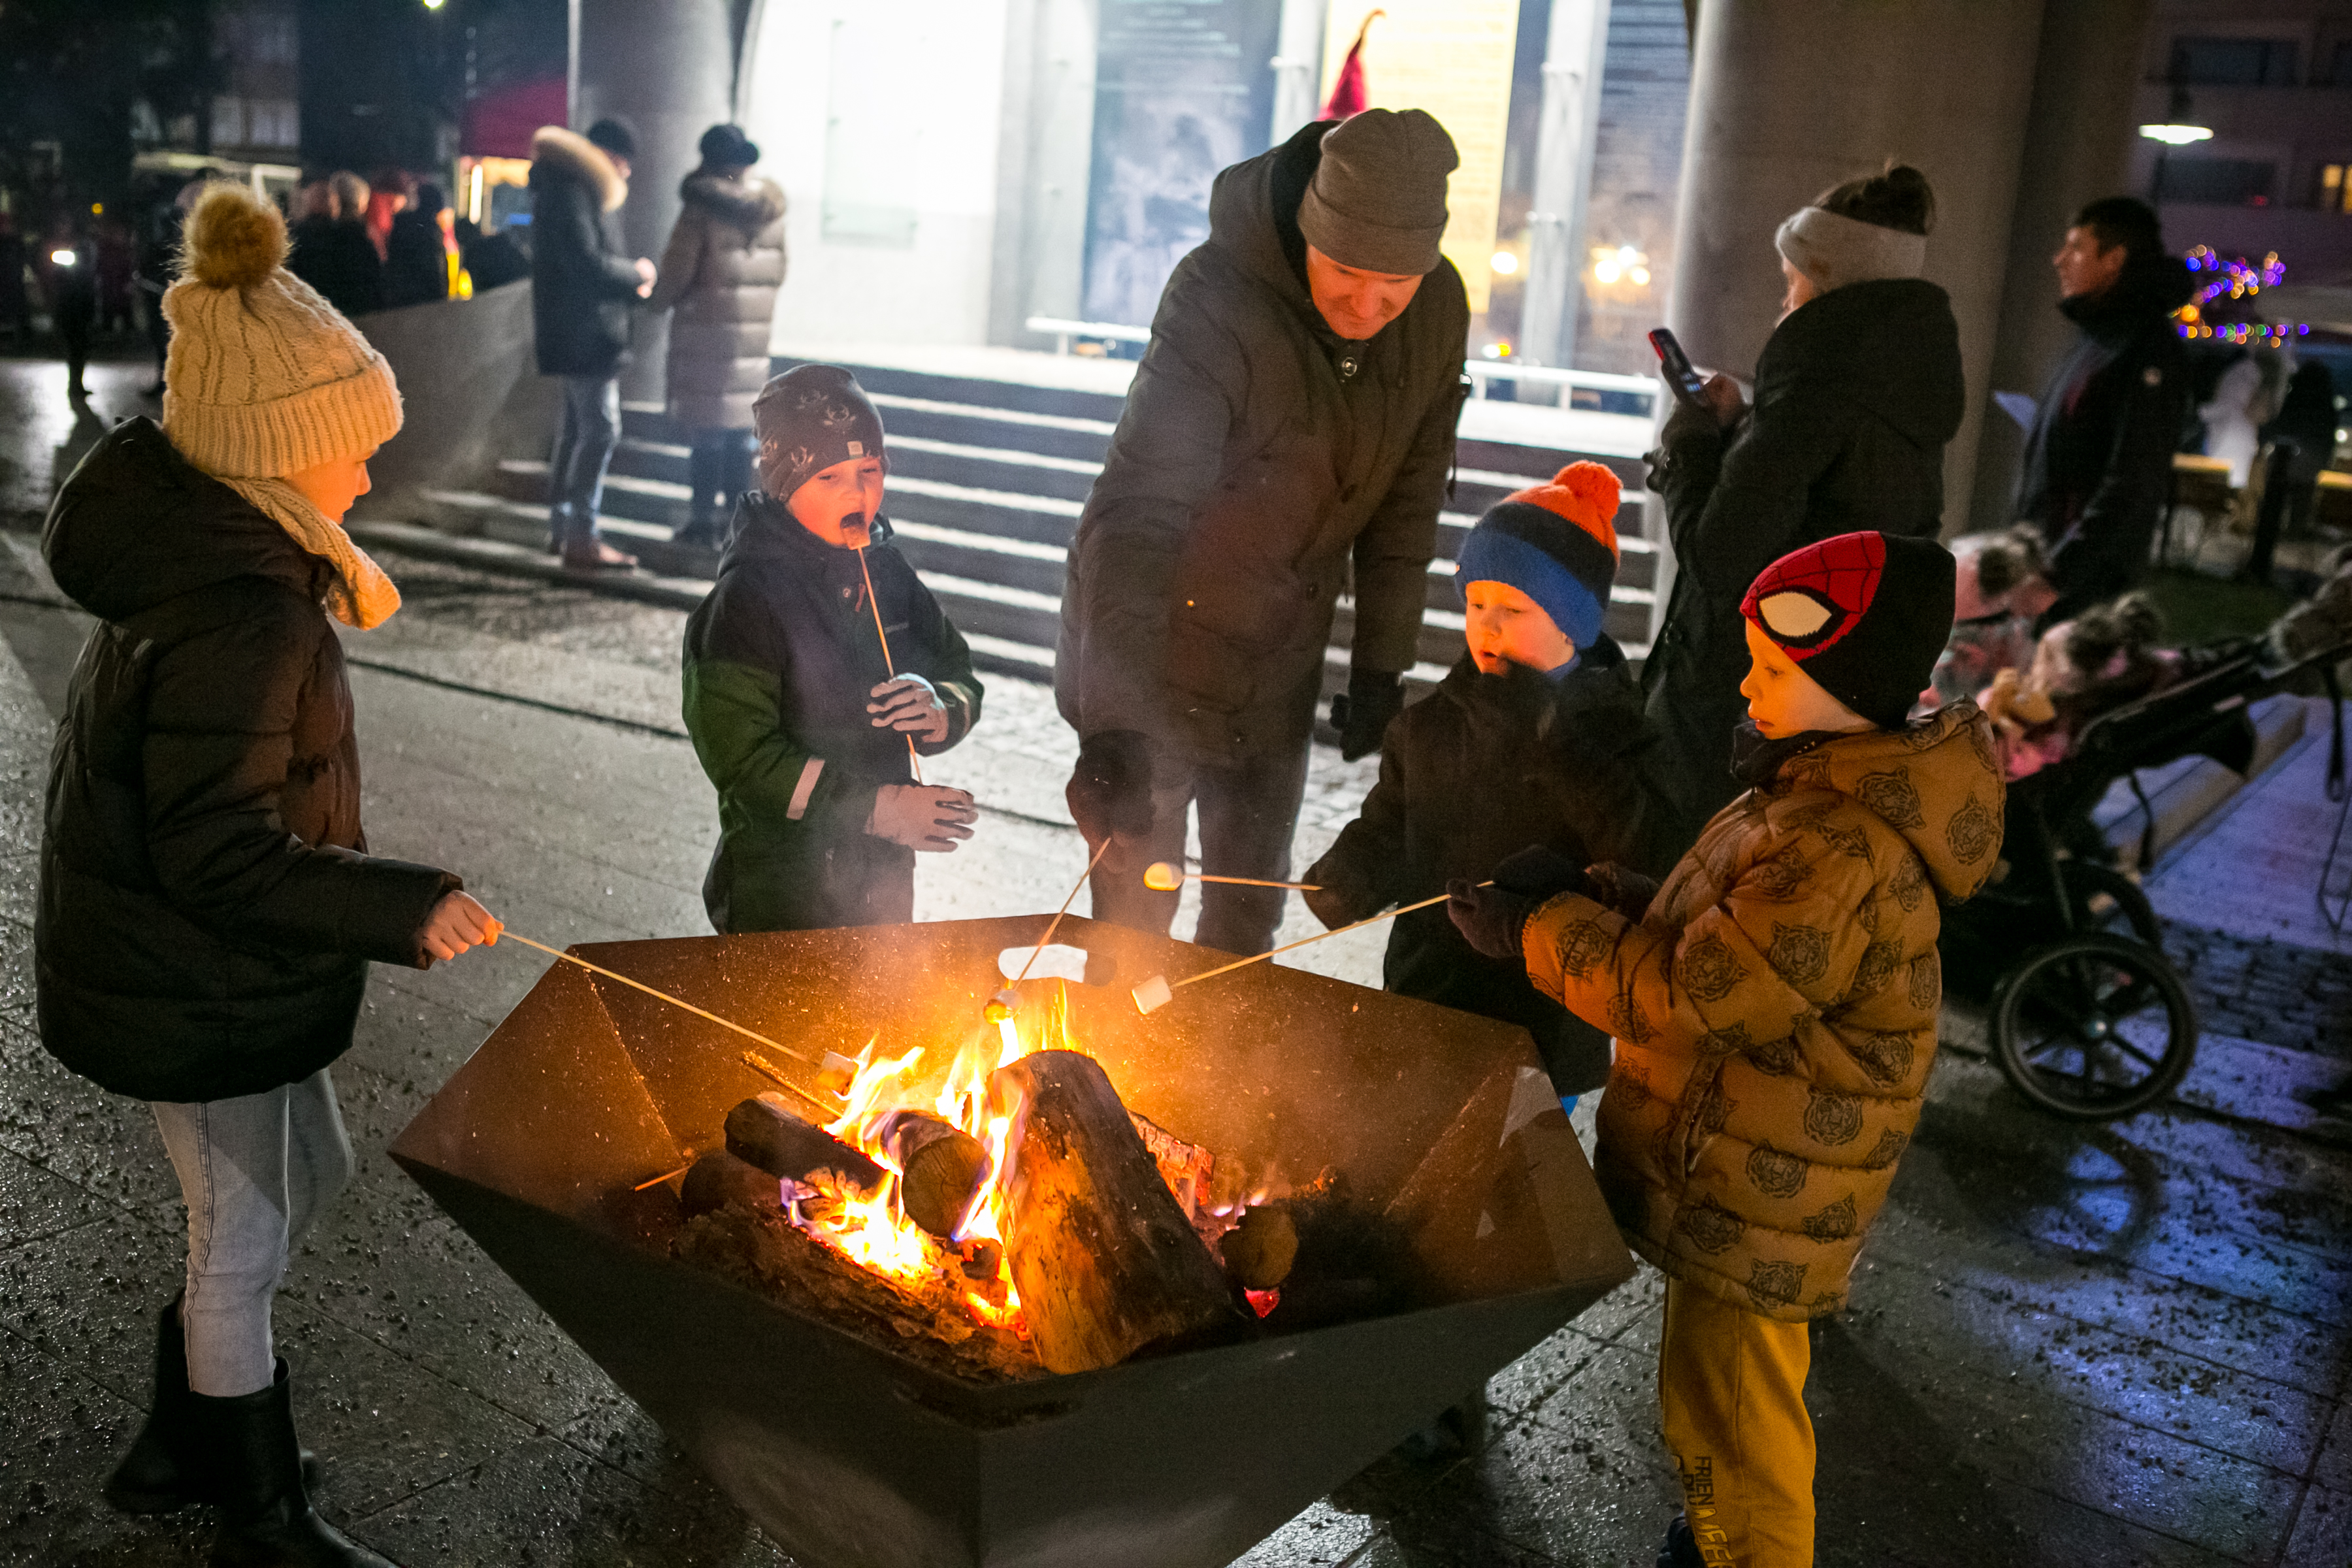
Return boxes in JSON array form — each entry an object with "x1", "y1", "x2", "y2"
[{"x1": 649, "y1": 122, "x2": 788, "y2": 546}]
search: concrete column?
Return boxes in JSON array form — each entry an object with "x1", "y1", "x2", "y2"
[
  {"x1": 1518, "y1": 0, "x2": 1612, "y2": 370},
  {"x1": 1663, "y1": 0, "x2": 2046, "y2": 532},
  {"x1": 986, "y1": 0, "x2": 1101, "y2": 348},
  {"x1": 574, "y1": 0, "x2": 735, "y2": 404},
  {"x1": 1269, "y1": 0, "x2": 1333, "y2": 144},
  {"x1": 1965, "y1": 0, "x2": 2155, "y2": 532}
]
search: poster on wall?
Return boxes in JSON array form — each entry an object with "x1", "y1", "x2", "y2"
[
  {"x1": 1079, "y1": 0, "x2": 1281, "y2": 329},
  {"x1": 1320, "y1": 0, "x2": 1521, "y2": 316}
]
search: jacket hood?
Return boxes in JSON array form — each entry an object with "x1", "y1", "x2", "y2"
[
  {"x1": 531, "y1": 125, "x2": 627, "y2": 213},
  {"x1": 681, "y1": 172, "x2": 784, "y2": 229},
  {"x1": 720, "y1": 491, "x2": 894, "y2": 574},
  {"x1": 1203, "y1": 119, "x2": 1325, "y2": 318},
  {"x1": 2060, "y1": 251, "x2": 2195, "y2": 336},
  {"x1": 1757, "y1": 277, "x2": 1964, "y2": 448},
  {"x1": 44, "y1": 419, "x2": 328, "y2": 623},
  {"x1": 1769, "y1": 700, "x2": 2003, "y2": 900}
]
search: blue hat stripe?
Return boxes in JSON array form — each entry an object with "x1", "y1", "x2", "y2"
[{"x1": 1454, "y1": 529, "x2": 1607, "y2": 648}]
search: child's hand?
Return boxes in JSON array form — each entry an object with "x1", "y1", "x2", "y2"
[
  {"x1": 867, "y1": 785, "x2": 978, "y2": 851},
  {"x1": 421, "y1": 891, "x2": 501, "y2": 962},
  {"x1": 868, "y1": 676, "x2": 950, "y2": 743},
  {"x1": 1585, "y1": 862, "x2": 1660, "y2": 922}
]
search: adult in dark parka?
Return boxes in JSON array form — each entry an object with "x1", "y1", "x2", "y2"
[
  {"x1": 1641, "y1": 164, "x2": 1963, "y2": 853},
  {"x1": 1056, "y1": 109, "x2": 1471, "y2": 955},
  {"x1": 530, "y1": 118, "x2": 656, "y2": 570},
  {"x1": 38, "y1": 185, "x2": 499, "y2": 1568},
  {"x1": 2013, "y1": 195, "x2": 2194, "y2": 624}
]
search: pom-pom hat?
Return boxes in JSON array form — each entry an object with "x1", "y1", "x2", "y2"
[
  {"x1": 1741, "y1": 531, "x2": 1955, "y2": 729},
  {"x1": 161, "y1": 184, "x2": 402, "y2": 479},
  {"x1": 1454, "y1": 461, "x2": 1622, "y2": 649}
]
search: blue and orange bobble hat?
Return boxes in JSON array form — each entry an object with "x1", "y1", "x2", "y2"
[
  {"x1": 1454, "y1": 461, "x2": 1622, "y2": 649},
  {"x1": 1740, "y1": 531, "x2": 1957, "y2": 729}
]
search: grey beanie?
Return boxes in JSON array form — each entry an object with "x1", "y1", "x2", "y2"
[
  {"x1": 752, "y1": 365, "x2": 888, "y2": 501},
  {"x1": 1297, "y1": 108, "x2": 1459, "y2": 276},
  {"x1": 1774, "y1": 206, "x2": 1927, "y2": 295}
]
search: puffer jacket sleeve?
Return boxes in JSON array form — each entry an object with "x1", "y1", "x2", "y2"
[
  {"x1": 1349, "y1": 357, "x2": 1464, "y2": 676},
  {"x1": 1065, "y1": 284, "x2": 1245, "y2": 744},
  {"x1": 1303, "y1": 735, "x2": 1412, "y2": 926},
  {"x1": 1660, "y1": 380, "x2": 1854, "y2": 612},
  {"x1": 645, "y1": 204, "x2": 704, "y2": 314},
  {"x1": 140, "y1": 600, "x2": 456, "y2": 967},
  {"x1": 1520, "y1": 817, "x2": 1878, "y2": 1054}
]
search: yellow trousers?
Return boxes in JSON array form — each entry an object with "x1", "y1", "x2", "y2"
[{"x1": 1658, "y1": 1276, "x2": 1816, "y2": 1567}]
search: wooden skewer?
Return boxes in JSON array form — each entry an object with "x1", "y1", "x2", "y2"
[
  {"x1": 634, "y1": 1160, "x2": 695, "y2": 1192},
  {"x1": 1143, "y1": 861, "x2": 1320, "y2": 892},
  {"x1": 856, "y1": 542, "x2": 924, "y2": 785},
  {"x1": 496, "y1": 932, "x2": 832, "y2": 1113},
  {"x1": 990, "y1": 838, "x2": 1113, "y2": 1017},
  {"x1": 1132, "y1": 882, "x2": 1490, "y2": 1013}
]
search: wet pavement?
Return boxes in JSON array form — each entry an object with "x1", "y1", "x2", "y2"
[{"x1": 1, "y1": 350, "x2": 2349, "y2": 1567}]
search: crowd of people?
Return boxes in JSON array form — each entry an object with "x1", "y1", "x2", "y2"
[{"x1": 17, "y1": 98, "x2": 2347, "y2": 1568}]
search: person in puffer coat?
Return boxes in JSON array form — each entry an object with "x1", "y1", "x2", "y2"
[
  {"x1": 683, "y1": 367, "x2": 983, "y2": 932},
  {"x1": 1642, "y1": 165, "x2": 1963, "y2": 855},
  {"x1": 1305, "y1": 463, "x2": 1675, "y2": 1099},
  {"x1": 1450, "y1": 532, "x2": 2001, "y2": 1568},
  {"x1": 649, "y1": 123, "x2": 788, "y2": 549},
  {"x1": 39, "y1": 184, "x2": 500, "y2": 1568}
]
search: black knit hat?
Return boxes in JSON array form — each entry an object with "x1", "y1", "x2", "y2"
[
  {"x1": 752, "y1": 365, "x2": 888, "y2": 502},
  {"x1": 698, "y1": 123, "x2": 760, "y2": 169},
  {"x1": 585, "y1": 118, "x2": 638, "y2": 161},
  {"x1": 1740, "y1": 531, "x2": 1955, "y2": 729}
]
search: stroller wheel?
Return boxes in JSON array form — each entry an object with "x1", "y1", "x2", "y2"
[{"x1": 1991, "y1": 932, "x2": 2197, "y2": 1120}]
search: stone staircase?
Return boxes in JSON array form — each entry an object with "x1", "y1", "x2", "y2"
[{"x1": 363, "y1": 356, "x2": 1665, "y2": 698}]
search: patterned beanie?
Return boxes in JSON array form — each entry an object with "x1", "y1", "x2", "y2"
[
  {"x1": 1741, "y1": 531, "x2": 1955, "y2": 729},
  {"x1": 753, "y1": 365, "x2": 888, "y2": 502},
  {"x1": 161, "y1": 184, "x2": 402, "y2": 479},
  {"x1": 1454, "y1": 461, "x2": 1622, "y2": 649}
]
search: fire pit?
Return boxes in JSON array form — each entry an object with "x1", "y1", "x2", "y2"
[{"x1": 391, "y1": 915, "x2": 1633, "y2": 1568}]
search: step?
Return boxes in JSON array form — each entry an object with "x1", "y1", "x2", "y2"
[{"x1": 770, "y1": 357, "x2": 1131, "y2": 426}]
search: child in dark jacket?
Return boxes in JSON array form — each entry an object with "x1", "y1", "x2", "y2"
[
  {"x1": 683, "y1": 365, "x2": 983, "y2": 932},
  {"x1": 1305, "y1": 462, "x2": 1674, "y2": 1099},
  {"x1": 1450, "y1": 531, "x2": 2002, "y2": 1568}
]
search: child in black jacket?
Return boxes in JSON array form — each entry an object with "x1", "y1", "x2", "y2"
[{"x1": 1305, "y1": 462, "x2": 1673, "y2": 1098}]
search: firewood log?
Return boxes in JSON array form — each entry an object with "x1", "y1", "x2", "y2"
[
  {"x1": 870, "y1": 1109, "x2": 990, "y2": 1239},
  {"x1": 987, "y1": 1050, "x2": 1240, "y2": 1373},
  {"x1": 725, "y1": 1094, "x2": 884, "y2": 1194},
  {"x1": 679, "y1": 1149, "x2": 785, "y2": 1218}
]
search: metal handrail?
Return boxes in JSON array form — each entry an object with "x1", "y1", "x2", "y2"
[{"x1": 1024, "y1": 315, "x2": 1656, "y2": 409}]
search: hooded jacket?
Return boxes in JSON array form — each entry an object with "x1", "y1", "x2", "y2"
[
  {"x1": 37, "y1": 420, "x2": 459, "y2": 1103},
  {"x1": 649, "y1": 171, "x2": 788, "y2": 431},
  {"x1": 1305, "y1": 640, "x2": 1676, "y2": 1094},
  {"x1": 1520, "y1": 702, "x2": 2003, "y2": 1322},
  {"x1": 681, "y1": 495, "x2": 981, "y2": 933},
  {"x1": 529, "y1": 127, "x2": 642, "y2": 378},
  {"x1": 1642, "y1": 278, "x2": 1964, "y2": 843},
  {"x1": 2014, "y1": 253, "x2": 2195, "y2": 613},
  {"x1": 1054, "y1": 118, "x2": 1471, "y2": 772}
]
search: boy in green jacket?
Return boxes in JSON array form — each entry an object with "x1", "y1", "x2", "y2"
[{"x1": 682, "y1": 365, "x2": 983, "y2": 931}]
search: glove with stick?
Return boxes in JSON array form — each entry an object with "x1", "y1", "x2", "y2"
[
  {"x1": 867, "y1": 674, "x2": 952, "y2": 744},
  {"x1": 1066, "y1": 729, "x2": 1158, "y2": 842},
  {"x1": 1447, "y1": 844, "x2": 1594, "y2": 961}
]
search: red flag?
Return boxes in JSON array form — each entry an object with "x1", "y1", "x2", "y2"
[{"x1": 1322, "y1": 10, "x2": 1382, "y2": 120}]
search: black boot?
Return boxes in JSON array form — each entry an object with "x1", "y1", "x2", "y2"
[
  {"x1": 195, "y1": 1360, "x2": 394, "y2": 1568},
  {"x1": 106, "y1": 1297, "x2": 322, "y2": 1514}
]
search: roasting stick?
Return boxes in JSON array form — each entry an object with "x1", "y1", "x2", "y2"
[
  {"x1": 985, "y1": 838, "x2": 1114, "y2": 1021},
  {"x1": 1143, "y1": 861, "x2": 1319, "y2": 892},
  {"x1": 855, "y1": 543, "x2": 924, "y2": 785},
  {"x1": 495, "y1": 932, "x2": 832, "y2": 1114},
  {"x1": 1130, "y1": 882, "x2": 1490, "y2": 1014}
]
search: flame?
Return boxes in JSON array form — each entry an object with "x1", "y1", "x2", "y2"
[{"x1": 774, "y1": 985, "x2": 1087, "y2": 1336}]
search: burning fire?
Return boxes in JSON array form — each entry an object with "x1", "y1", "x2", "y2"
[{"x1": 777, "y1": 987, "x2": 1077, "y2": 1332}]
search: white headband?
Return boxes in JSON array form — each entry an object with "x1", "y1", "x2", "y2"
[{"x1": 1774, "y1": 205, "x2": 1927, "y2": 295}]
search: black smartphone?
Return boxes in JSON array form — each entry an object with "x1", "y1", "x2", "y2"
[{"x1": 1647, "y1": 327, "x2": 1710, "y2": 409}]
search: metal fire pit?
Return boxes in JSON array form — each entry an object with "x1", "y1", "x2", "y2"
[{"x1": 391, "y1": 915, "x2": 1633, "y2": 1568}]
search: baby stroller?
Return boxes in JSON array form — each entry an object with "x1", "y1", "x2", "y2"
[{"x1": 1940, "y1": 636, "x2": 2348, "y2": 1119}]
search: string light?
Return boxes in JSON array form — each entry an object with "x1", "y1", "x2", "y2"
[{"x1": 2175, "y1": 247, "x2": 2306, "y2": 340}]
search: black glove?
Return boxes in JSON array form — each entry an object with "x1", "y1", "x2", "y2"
[
  {"x1": 1586, "y1": 862, "x2": 1661, "y2": 922},
  {"x1": 1491, "y1": 843, "x2": 1595, "y2": 903},
  {"x1": 1447, "y1": 879, "x2": 1537, "y2": 960},
  {"x1": 1066, "y1": 729, "x2": 1157, "y2": 840},
  {"x1": 1330, "y1": 668, "x2": 1405, "y2": 762}
]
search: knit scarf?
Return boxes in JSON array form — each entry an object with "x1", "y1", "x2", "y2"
[{"x1": 219, "y1": 476, "x2": 402, "y2": 630}]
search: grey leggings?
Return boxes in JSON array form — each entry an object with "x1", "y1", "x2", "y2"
[{"x1": 150, "y1": 1069, "x2": 353, "y2": 1397}]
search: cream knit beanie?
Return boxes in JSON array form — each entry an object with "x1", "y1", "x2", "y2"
[
  {"x1": 162, "y1": 185, "x2": 402, "y2": 478},
  {"x1": 161, "y1": 185, "x2": 405, "y2": 629}
]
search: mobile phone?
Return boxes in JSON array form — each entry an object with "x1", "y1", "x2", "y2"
[{"x1": 1647, "y1": 327, "x2": 1710, "y2": 410}]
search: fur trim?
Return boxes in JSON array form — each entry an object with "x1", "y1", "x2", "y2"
[
  {"x1": 181, "y1": 184, "x2": 289, "y2": 289},
  {"x1": 532, "y1": 125, "x2": 627, "y2": 213},
  {"x1": 681, "y1": 172, "x2": 785, "y2": 230}
]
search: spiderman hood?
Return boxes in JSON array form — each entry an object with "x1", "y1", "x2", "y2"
[
  {"x1": 1756, "y1": 276, "x2": 1964, "y2": 451},
  {"x1": 1765, "y1": 701, "x2": 2005, "y2": 904}
]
